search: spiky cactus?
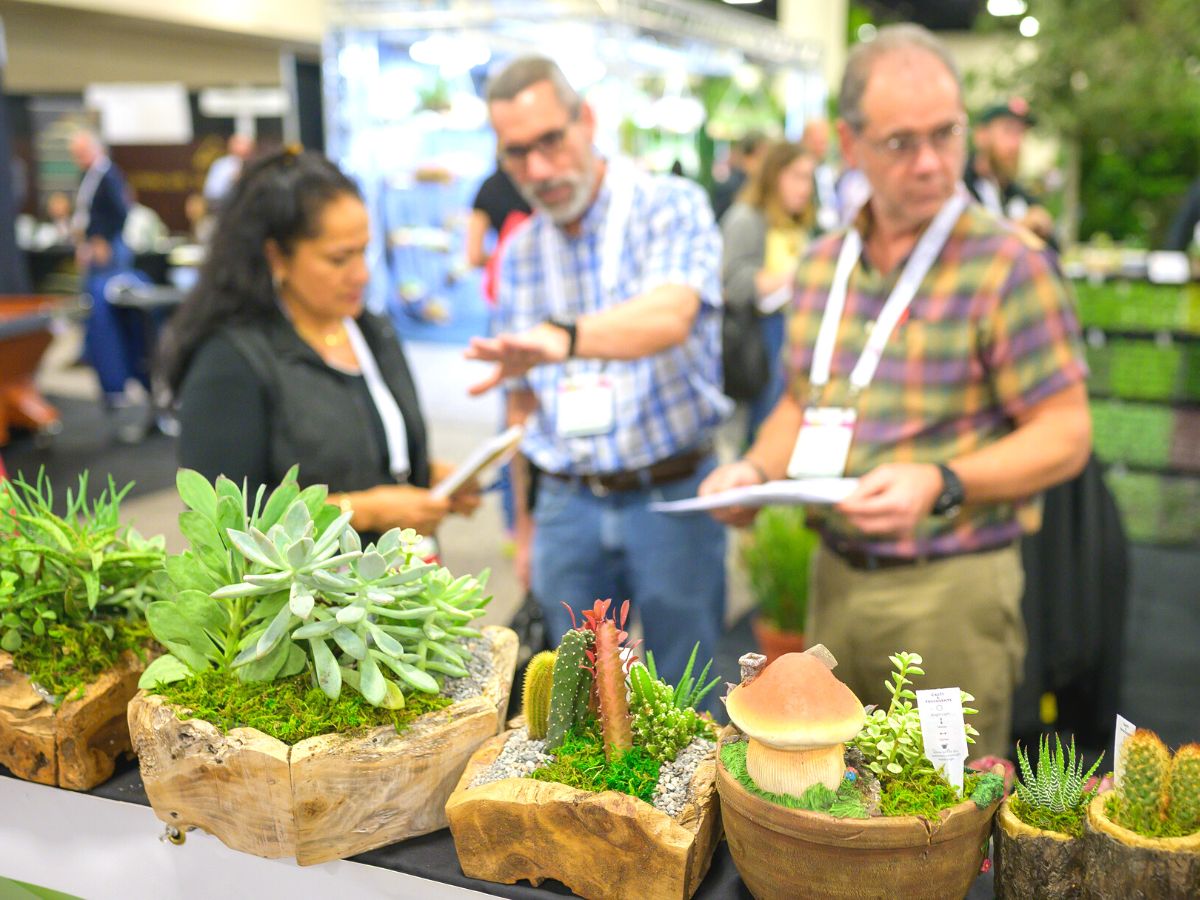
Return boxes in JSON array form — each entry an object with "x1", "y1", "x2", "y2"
[
  {"x1": 1115, "y1": 729, "x2": 1171, "y2": 834},
  {"x1": 545, "y1": 629, "x2": 593, "y2": 751},
  {"x1": 629, "y1": 663, "x2": 706, "y2": 764},
  {"x1": 1015, "y1": 734, "x2": 1104, "y2": 814},
  {"x1": 1167, "y1": 742, "x2": 1200, "y2": 833},
  {"x1": 521, "y1": 650, "x2": 556, "y2": 740},
  {"x1": 593, "y1": 620, "x2": 632, "y2": 761}
]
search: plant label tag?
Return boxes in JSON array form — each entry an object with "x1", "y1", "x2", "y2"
[
  {"x1": 1147, "y1": 251, "x2": 1190, "y2": 284},
  {"x1": 1114, "y1": 714, "x2": 1137, "y2": 788},
  {"x1": 917, "y1": 687, "x2": 968, "y2": 793},
  {"x1": 787, "y1": 407, "x2": 856, "y2": 479}
]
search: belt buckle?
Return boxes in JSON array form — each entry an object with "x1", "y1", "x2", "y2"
[{"x1": 585, "y1": 475, "x2": 610, "y2": 498}]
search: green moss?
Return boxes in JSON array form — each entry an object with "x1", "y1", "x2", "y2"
[
  {"x1": 879, "y1": 769, "x2": 983, "y2": 819},
  {"x1": 152, "y1": 669, "x2": 452, "y2": 745},
  {"x1": 1106, "y1": 790, "x2": 1199, "y2": 839},
  {"x1": 11, "y1": 618, "x2": 153, "y2": 705},
  {"x1": 528, "y1": 727, "x2": 662, "y2": 804},
  {"x1": 719, "y1": 739, "x2": 868, "y2": 817},
  {"x1": 1010, "y1": 794, "x2": 1087, "y2": 838}
]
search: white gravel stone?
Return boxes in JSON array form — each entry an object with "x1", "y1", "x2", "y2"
[
  {"x1": 468, "y1": 728, "x2": 552, "y2": 788},
  {"x1": 652, "y1": 736, "x2": 717, "y2": 818}
]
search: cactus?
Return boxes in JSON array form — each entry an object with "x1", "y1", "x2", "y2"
[
  {"x1": 1116, "y1": 728, "x2": 1171, "y2": 834},
  {"x1": 1167, "y1": 742, "x2": 1200, "y2": 833},
  {"x1": 630, "y1": 662, "x2": 708, "y2": 764},
  {"x1": 593, "y1": 620, "x2": 632, "y2": 761},
  {"x1": 521, "y1": 650, "x2": 556, "y2": 740},
  {"x1": 545, "y1": 629, "x2": 593, "y2": 751}
]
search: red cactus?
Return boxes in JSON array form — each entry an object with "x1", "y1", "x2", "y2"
[{"x1": 594, "y1": 620, "x2": 632, "y2": 760}]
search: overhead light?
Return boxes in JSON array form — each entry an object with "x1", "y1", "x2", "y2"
[
  {"x1": 987, "y1": 0, "x2": 1028, "y2": 16},
  {"x1": 1019, "y1": 15, "x2": 1040, "y2": 37},
  {"x1": 409, "y1": 35, "x2": 491, "y2": 77},
  {"x1": 722, "y1": 0, "x2": 763, "y2": 5}
]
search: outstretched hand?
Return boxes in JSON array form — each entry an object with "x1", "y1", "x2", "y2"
[
  {"x1": 697, "y1": 460, "x2": 766, "y2": 528},
  {"x1": 834, "y1": 462, "x2": 943, "y2": 537},
  {"x1": 464, "y1": 324, "x2": 570, "y2": 395}
]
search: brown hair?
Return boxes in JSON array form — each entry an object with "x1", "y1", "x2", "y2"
[{"x1": 738, "y1": 141, "x2": 815, "y2": 230}]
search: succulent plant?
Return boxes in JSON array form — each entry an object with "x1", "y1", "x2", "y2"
[
  {"x1": 1011, "y1": 733, "x2": 1103, "y2": 837},
  {"x1": 522, "y1": 650, "x2": 556, "y2": 740},
  {"x1": 1167, "y1": 743, "x2": 1200, "y2": 833},
  {"x1": 545, "y1": 628, "x2": 593, "y2": 751},
  {"x1": 1115, "y1": 729, "x2": 1171, "y2": 835}
]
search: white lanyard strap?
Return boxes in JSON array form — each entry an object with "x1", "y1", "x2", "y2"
[
  {"x1": 72, "y1": 158, "x2": 110, "y2": 234},
  {"x1": 344, "y1": 318, "x2": 411, "y2": 481},
  {"x1": 810, "y1": 188, "x2": 969, "y2": 395},
  {"x1": 975, "y1": 177, "x2": 1004, "y2": 217},
  {"x1": 540, "y1": 156, "x2": 640, "y2": 317}
]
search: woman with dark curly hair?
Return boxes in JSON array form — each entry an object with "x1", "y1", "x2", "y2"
[{"x1": 159, "y1": 148, "x2": 478, "y2": 536}]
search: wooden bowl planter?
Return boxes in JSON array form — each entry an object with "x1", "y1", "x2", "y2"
[
  {"x1": 127, "y1": 625, "x2": 517, "y2": 866},
  {"x1": 716, "y1": 738, "x2": 999, "y2": 900},
  {"x1": 993, "y1": 796, "x2": 1084, "y2": 899},
  {"x1": 0, "y1": 649, "x2": 147, "y2": 790},
  {"x1": 1081, "y1": 792, "x2": 1200, "y2": 897},
  {"x1": 445, "y1": 728, "x2": 722, "y2": 900}
]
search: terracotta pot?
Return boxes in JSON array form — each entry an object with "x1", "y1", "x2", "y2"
[
  {"x1": 750, "y1": 616, "x2": 805, "y2": 664},
  {"x1": 1081, "y1": 792, "x2": 1200, "y2": 897},
  {"x1": 993, "y1": 796, "x2": 1084, "y2": 899},
  {"x1": 717, "y1": 736, "x2": 1000, "y2": 900}
]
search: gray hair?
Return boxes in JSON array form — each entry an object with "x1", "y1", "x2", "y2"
[
  {"x1": 485, "y1": 56, "x2": 581, "y2": 114},
  {"x1": 839, "y1": 24, "x2": 963, "y2": 132}
]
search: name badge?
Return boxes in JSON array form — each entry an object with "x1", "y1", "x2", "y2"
[
  {"x1": 787, "y1": 407, "x2": 857, "y2": 479},
  {"x1": 556, "y1": 372, "x2": 616, "y2": 438}
]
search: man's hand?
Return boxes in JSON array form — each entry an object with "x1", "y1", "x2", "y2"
[
  {"x1": 465, "y1": 323, "x2": 571, "y2": 395},
  {"x1": 835, "y1": 462, "x2": 944, "y2": 537},
  {"x1": 89, "y1": 236, "x2": 112, "y2": 268},
  {"x1": 697, "y1": 460, "x2": 766, "y2": 528},
  {"x1": 1020, "y1": 206, "x2": 1055, "y2": 242}
]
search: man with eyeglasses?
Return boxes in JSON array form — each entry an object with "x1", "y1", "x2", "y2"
[
  {"x1": 465, "y1": 56, "x2": 728, "y2": 692},
  {"x1": 699, "y1": 24, "x2": 1091, "y2": 757}
]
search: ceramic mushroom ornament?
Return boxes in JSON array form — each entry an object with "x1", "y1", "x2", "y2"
[{"x1": 725, "y1": 649, "x2": 866, "y2": 796}]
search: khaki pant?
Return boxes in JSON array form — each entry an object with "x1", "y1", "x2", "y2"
[{"x1": 810, "y1": 543, "x2": 1026, "y2": 760}]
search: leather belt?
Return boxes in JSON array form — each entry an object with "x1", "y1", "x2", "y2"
[
  {"x1": 546, "y1": 444, "x2": 711, "y2": 497},
  {"x1": 823, "y1": 537, "x2": 1014, "y2": 572}
]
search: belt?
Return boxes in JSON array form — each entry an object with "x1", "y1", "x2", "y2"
[
  {"x1": 546, "y1": 444, "x2": 711, "y2": 497},
  {"x1": 823, "y1": 537, "x2": 1014, "y2": 572}
]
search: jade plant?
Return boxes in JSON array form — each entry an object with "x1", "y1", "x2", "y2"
[
  {"x1": 139, "y1": 468, "x2": 490, "y2": 712},
  {"x1": 1107, "y1": 730, "x2": 1200, "y2": 838},
  {"x1": 1011, "y1": 734, "x2": 1104, "y2": 838},
  {"x1": 0, "y1": 470, "x2": 166, "y2": 700}
]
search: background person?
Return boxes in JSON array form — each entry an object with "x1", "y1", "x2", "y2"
[
  {"x1": 966, "y1": 98, "x2": 1055, "y2": 244},
  {"x1": 202, "y1": 133, "x2": 255, "y2": 215},
  {"x1": 712, "y1": 130, "x2": 768, "y2": 222}
]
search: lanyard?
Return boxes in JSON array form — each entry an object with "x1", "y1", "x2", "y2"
[
  {"x1": 540, "y1": 156, "x2": 640, "y2": 318},
  {"x1": 974, "y1": 177, "x2": 1004, "y2": 218},
  {"x1": 72, "y1": 158, "x2": 111, "y2": 234},
  {"x1": 810, "y1": 188, "x2": 969, "y2": 396},
  {"x1": 344, "y1": 318, "x2": 411, "y2": 481}
]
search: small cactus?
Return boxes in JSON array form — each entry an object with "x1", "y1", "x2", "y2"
[
  {"x1": 1167, "y1": 742, "x2": 1200, "y2": 833},
  {"x1": 521, "y1": 650, "x2": 556, "y2": 740},
  {"x1": 545, "y1": 628, "x2": 593, "y2": 751},
  {"x1": 594, "y1": 620, "x2": 632, "y2": 761},
  {"x1": 630, "y1": 662, "x2": 707, "y2": 764},
  {"x1": 1116, "y1": 729, "x2": 1171, "y2": 834}
]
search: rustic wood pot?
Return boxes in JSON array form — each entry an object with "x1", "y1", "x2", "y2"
[
  {"x1": 1081, "y1": 792, "x2": 1200, "y2": 897},
  {"x1": 445, "y1": 728, "x2": 722, "y2": 900},
  {"x1": 717, "y1": 737, "x2": 1000, "y2": 900},
  {"x1": 993, "y1": 796, "x2": 1085, "y2": 899},
  {"x1": 127, "y1": 625, "x2": 517, "y2": 866},
  {"x1": 0, "y1": 648, "x2": 146, "y2": 790}
]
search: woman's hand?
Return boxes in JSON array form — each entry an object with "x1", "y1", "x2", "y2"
[{"x1": 350, "y1": 484, "x2": 450, "y2": 536}]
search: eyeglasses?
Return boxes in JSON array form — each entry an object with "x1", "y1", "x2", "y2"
[
  {"x1": 861, "y1": 121, "x2": 965, "y2": 163},
  {"x1": 498, "y1": 110, "x2": 579, "y2": 168}
]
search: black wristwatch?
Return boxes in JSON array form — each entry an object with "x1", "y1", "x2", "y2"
[
  {"x1": 545, "y1": 317, "x2": 577, "y2": 358},
  {"x1": 931, "y1": 463, "x2": 965, "y2": 518}
]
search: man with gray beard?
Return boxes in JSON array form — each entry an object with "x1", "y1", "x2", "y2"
[{"x1": 465, "y1": 56, "x2": 728, "y2": 692}]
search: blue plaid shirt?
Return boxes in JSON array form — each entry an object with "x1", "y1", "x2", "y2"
[{"x1": 496, "y1": 170, "x2": 725, "y2": 476}]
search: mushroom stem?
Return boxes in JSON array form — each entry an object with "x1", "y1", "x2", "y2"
[{"x1": 745, "y1": 740, "x2": 846, "y2": 797}]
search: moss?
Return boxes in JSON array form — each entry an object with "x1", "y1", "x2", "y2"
[
  {"x1": 1106, "y1": 790, "x2": 1199, "y2": 839},
  {"x1": 1010, "y1": 794, "x2": 1088, "y2": 839},
  {"x1": 719, "y1": 739, "x2": 868, "y2": 817},
  {"x1": 11, "y1": 618, "x2": 153, "y2": 705},
  {"x1": 152, "y1": 669, "x2": 452, "y2": 745},
  {"x1": 878, "y1": 769, "x2": 983, "y2": 819},
  {"x1": 528, "y1": 727, "x2": 662, "y2": 804}
]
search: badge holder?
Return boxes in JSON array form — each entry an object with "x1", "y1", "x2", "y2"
[
  {"x1": 556, "y1": 371, "x2": 616, "y2": 439},
  {"x1": 787, "y1": 405, "x2": 857, "y2": 479}
]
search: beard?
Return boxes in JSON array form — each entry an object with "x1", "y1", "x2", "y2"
[
  {"x1": 984, "y1": 145, "x2": 1019, "y2": 184},
  {"x1": 516, "y1": 156, "x2": 598, "y2": 226}
]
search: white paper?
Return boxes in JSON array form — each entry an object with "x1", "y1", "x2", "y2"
[
  {"x1": 429, "y1": 425, "x2": 524, "y2": 500},
  {"x1": 1147, "y1": 251, "x2": 1190, "y2": 285},
  {"x1": 917, "y1": 687, "x2": 968, "y2": 794},
  {"x1": 1114, "y1": 713, "x2": 1137, "y2": 788},
  {"x1": 648, "y1": 478, "x2": 859, "y2": 514}
]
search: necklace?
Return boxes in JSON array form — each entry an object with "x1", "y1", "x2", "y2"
[{"x1": 296, "y1": 322, "x2": 348, "y2": 349}]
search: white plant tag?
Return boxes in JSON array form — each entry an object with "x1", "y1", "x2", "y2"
[
  {"x1": 917, "y1": 688, "x2": 968, "y2": 794},
  {"x1": 1114, "y1": 714, "x2": 1137, "y2": 788}
]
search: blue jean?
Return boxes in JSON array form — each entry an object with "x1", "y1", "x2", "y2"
[
  {"x1": 747, "y1": 311, "x2": 786, "y2": 445},
  {"x1": 531, "y1": 456, "x2": 727, "y2": 701},
  {"x1": 84, "y1": 241, "x2": 150, "y2": 400}
]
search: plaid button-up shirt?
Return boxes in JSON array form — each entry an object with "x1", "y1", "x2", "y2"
[
  {"x1": 788, "y1": 202, "x2": 1088, "y2": 558},
  {"x1": 496, "y1": 170, "x2": 726, "y2": 476}
]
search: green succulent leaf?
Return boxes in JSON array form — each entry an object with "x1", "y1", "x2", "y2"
[
  {"x1": 311, "y1": 637, "x2": 341, "y2": 699},
  {"x1": 176, "y1": 468, "x2": 219, "y2": 522},
  {"x1": 138, "y1": 653, "x2": 193, "y2": 689},
  {"x1": 332, "y1": 625, "x2": 367, "y2": 660}
]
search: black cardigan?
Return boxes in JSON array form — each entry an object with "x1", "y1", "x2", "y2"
[{"x1": 177, "y1": 311, "x2": 430, "y2": 498}]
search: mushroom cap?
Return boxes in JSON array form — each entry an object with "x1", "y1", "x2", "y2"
[{"x1": 726, "y1": 652, "x2": 865, "y2": 750}]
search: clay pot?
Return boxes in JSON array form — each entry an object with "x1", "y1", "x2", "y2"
[
  {"x1": 750, "y1": 616, "x2": 805, "y2": 664},
  {"x1": 1081, "y1": 792, "x2": 1200, "y2": 897},
  {"x1": 993, "y1": 796, "x2": 1084, "y2": 899},
  {"x1": 717, "y1": 739, "x2": 1000, "y2": 900}
]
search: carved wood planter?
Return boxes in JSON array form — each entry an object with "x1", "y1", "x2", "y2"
[
  {"x1": 445, "y1": 729, "x2": 722, "y2": 900},
  {"x1": 1081, "y1": 792, "x2": 1200, "y2": 898},
  {"x1": 716, "y1": 735, "x2": 1000, "y2": 900},
  {"x1": 993, "y1": 796, "x2": 1084, "y2": 899},
  {"x1": 0, "y1": 649, "x2": 146, "y2": 790},
  {"x1": 127, "y1": 625, "x2": 517, "y2": 866}
]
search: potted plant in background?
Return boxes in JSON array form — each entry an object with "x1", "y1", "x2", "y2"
[
  {"x1": 739, "y1": 508, "x2": 817, "y2": 661},
  {"x1": 127, "y1": 468, "x2": 517, "y2": 866},
  {"x1": 446, "y1": 600, "x2": 724, "y2": 900},
  {"x1": 716, "y1": 649, "x2": 1005, "y2": 900},
  {"x1": 993, "y1": 734, "x2": 1104, "y2": 898},
  {"x1": 0, "y1": 471, "x2": 165, "y2": 789}
]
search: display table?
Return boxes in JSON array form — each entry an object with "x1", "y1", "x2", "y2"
[
  {"x1": 0, "y1": 295, "x2": 66, "y2": 445},
  {"x1": 1, "y1": 762, "x2": 994, "y2": 899}
]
